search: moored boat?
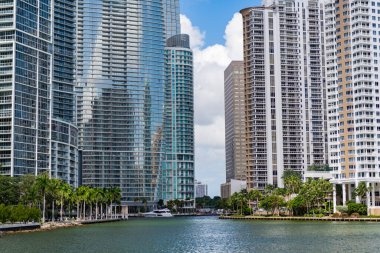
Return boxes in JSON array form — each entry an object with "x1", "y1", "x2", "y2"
[{"x1": 143, "y1": 208, "x2": 173, "y2": 218}]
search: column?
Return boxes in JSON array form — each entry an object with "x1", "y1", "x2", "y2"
[
  {"x1": 348, "y1": 184, "x2": 352, "y2": 201},
  {"x1": 372, "y1": 182, "x2": 375, "y2": 207},
  {"x1": 366, "y1": 182, "x2": 370, "y2": 215},
  {"x1": 333, "y1": 184, "x2": 337, "y2": 213},
  {"x1": 342, "y1": 183, "x2": 346, "y2": 206},
  {"x1": 355, "y1": 180, "x2": 360, "y2": 203}
]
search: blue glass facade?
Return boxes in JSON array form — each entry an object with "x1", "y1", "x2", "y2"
[
  {"x1": 76, "y1": 0, "x2": 168, "y2": 204},
  {"x1": 162, "y1": 34, "x2": 194, "y2": 204}
]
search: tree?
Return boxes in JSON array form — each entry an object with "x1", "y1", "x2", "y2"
[
  {"x1": 354, "y1": 181, "x2": 371, "y2": 203},
  {"x1": 35, "y1": 172, "x2": 50, "y2": 223},
  {"x1": 259, "y1": 194, "x2": 285, "y2": 215},
  {"x1": 283, "y1": 174, "x2": 302, "y2": 195},
  {"x1": 264, "y1": 184, "x2": 275, "y2": 195},
  {"x1": 0, "y1": 175, "x2": 19, "y2": 205},
  {"x1": 248, "y1": 189, "x2": 262, "y2": 213},
  {"x1": 157, "y1": 199, "x2": 164, "y2": 209},
  {"x1": 49, "y1": 178, "x2": 61, "y2": 222}
]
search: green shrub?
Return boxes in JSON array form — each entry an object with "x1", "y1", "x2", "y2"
[
  {"x1": 336, "y1": 205, "x2": 348, "y2": 213},
  {"x1": 347, "y1": 202, "x2": 367, "y2": 215}
]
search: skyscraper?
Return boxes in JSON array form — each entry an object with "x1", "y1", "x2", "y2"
[
  {"x1": 162, "y1": 34, "x2": 194, "y2": 205},
  {"x1": 224, "y1": 61, "x2": 246, "y2": 182},
  {"x1": 241, "y1": 0, "x2": 327, "y2": 190},
  {"x1": 0, "y1": 0, "x2": 77, "y2": 185},
  {"x1": 51, "y1": 0, "x2": 78, "y2": 186},
  {"x1": 324, "y1": 0, "x2": 380, "y2": 214},
  {"x1": 76, "y1": 0, "x2": 183, "y2": 205}
]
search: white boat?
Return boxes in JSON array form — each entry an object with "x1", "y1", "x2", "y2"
[{"x1": 143, "y1": 208, "x2": 173, "y2": 218}]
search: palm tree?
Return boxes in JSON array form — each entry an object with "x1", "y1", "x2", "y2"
[
  {"x1": 76, "y1": 185, "x2": 90, "y2": 220},
  {"x1": 49, "y1": 178, "x2": 61, "y2": 222},
  {"x1": 284, "y1": 175, "x2": 302, "y2": 195},
  {"x1": 93, "y1": 188, "x2": 102, "y2": 220},
  {"x1": 109, "y1": 187, "x2": 121, "y2": 218},
  {"x1": 35, "y1": 172, "x2": 50, "y2": 223},
  {"x1": 248, "y1": 189, "x2": 262, "y2": 214},
  {"x1": 354, "y1": 181, "x2": 371, "y2": 203},
  {"x1": 57, "y1": 182, "x2": 71, "y2": 221}
]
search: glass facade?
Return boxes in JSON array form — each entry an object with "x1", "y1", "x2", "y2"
[
  {"x1": 0, "y1": 0, "x2": 78, "y2": 186},
  {"x1": 51, "y1": 0, "x2": 78, "y2": 186},
  {"x1": 76, "y1": 0, "x2": 170, "y2": 204},
  {"x1": 0, "y1": 0, "x2": 52, "y2": 176},
  {"x1": 162, "y1": 34, "x2": 194, "y2": 204}
]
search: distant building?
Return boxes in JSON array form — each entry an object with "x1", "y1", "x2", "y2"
[
  {"x1": 195, "y1": 180, "x2": 208, "y2": 198},
  {"x1": 221, "y1": 179, "x2": 247, "y2": 199},
  {"x1": 224, "y1": 61, "x2": 247, "y2": 182},
  {"x1": 240, "y1": 0, "x2": 328, "y2": 191}
]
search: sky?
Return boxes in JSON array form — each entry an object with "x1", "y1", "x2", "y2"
[{"x1": 179, "y1": 0, "x2": 261, "y2": 197}]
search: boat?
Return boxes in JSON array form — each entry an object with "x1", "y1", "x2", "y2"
[{"x1": 143, "y1": 208, "x2": 173, "y2": 218}]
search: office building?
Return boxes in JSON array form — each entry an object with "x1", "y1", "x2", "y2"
[
  {"x1": 241, "y1": 0, "x2": 327, "y2": 190},
  {"x1": 324, "y1": 0, "x2": 380, "y2": 214},
  {"x1": 161, "y1": 34, "x2": 194, "y2": 205},
  {"x1": 224, "y1": 61, "x2": 246, "y2": 182}
]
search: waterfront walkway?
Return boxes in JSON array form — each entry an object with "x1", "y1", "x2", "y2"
[{"x1": 219, "y1": 215, "x2": 380, "y2": 222}]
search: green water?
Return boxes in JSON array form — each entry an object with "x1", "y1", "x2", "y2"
[{"x1": 1, "y1": 217, "x2": 380, "y2": 253}]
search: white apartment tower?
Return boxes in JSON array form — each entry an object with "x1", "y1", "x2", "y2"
[
  {"x1": 324, "y1": 0, "x2": 380, "y2": 214},
  {"x1": 241, "y1": 0, "x2": 328, "y2": 190}
]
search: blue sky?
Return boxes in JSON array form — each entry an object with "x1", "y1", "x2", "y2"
[
  {"x1": 180, "y1": 0, "x2": 260, "y2": 46},
  {"x1": 178, "y1": 0, "x2": 261, "y2": 197}
]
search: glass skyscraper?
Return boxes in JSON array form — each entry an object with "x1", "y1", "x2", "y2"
[
  {"x1": 51, "y1": 0, "x2": 78, "y2": 186},
  {"x1": 162, "y1": 34, "x2": 194, "y2": 205},
  {"x1": 76, "y1": 0, "x2": 182, "y2": 205},
  {"x1": 0, "y1": 0, "x2": 77, "y2": 185}
]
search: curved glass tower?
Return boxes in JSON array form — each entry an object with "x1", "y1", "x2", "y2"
[
  {"x1": 162, "y1": 34, "x2": 194, "y2": 205},
  {"x1": 0, "y1": 0, "x2": 78, "y2": 186},
  {"x1": 51, "y1": 0, "x2": 78, "y2": 186},
  {"x1": 76, "y1": 0, "x2": 176, "y2": 204}
]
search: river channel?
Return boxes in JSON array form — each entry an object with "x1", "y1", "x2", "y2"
[{"x1": 2, "y1": 216, "x2": 380, "y2": 252}]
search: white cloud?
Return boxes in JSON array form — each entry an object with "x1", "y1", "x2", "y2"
[
  {"x1": 180, "y1": 14, "x2": 205, "y2": 49},
  {"x1": 180, "y1": 13, "x2": 243, "y2": 197}
]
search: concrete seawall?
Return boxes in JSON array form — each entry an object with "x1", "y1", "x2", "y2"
[
  {"x1": 0, "y1": 223, "x2": 41, "y2": 232},
  {"x1": 219, "y1": 216, "x2": 380, "y2": 222}
]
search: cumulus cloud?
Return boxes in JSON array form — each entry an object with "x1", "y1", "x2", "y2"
[{"x1": 180, "y1": 13, "x2": 243, "y2": 196}]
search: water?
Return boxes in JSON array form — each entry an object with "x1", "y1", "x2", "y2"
[{"x1": 1, "y1": 217, "x2": 380, "y2": 253}]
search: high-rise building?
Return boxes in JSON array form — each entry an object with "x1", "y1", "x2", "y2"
[
  {"x1": 0, "y1": 0, "x2": 77, "y2": 185},
  {"x1": 51, "y1": 0, "x2": 78, "y2": 186},
  {"x1": 195, "y1": 180, "x2": 208, "y2": 198},
  {"x1": 76, "y1": 0, "x2": 183, "y2": 205},
  {"x1": 161, "y1": 34, "x2": 194, "y2": 205},
  {"x1": 224, "y1": 61, "x2": 246, "y2": 182},
  {"x1": 240, "y1": 0, "x2": 327, "y2": 190},
  {"x1": 324, "y1": 0, "x2": 380, "y2": 214}
]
